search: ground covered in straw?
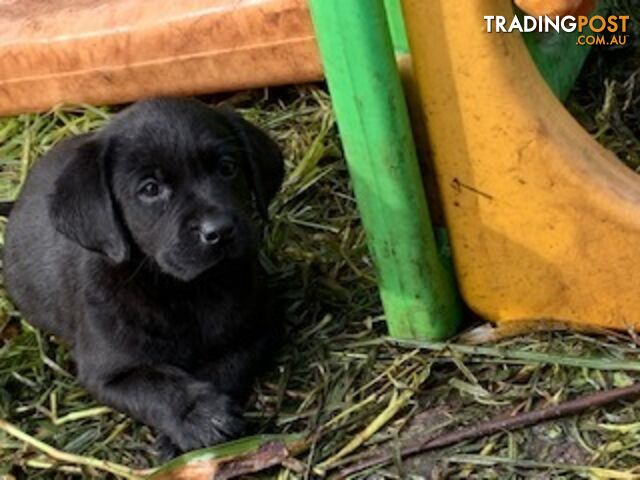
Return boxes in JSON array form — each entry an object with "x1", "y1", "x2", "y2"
[{"x1": 1, "y1": 5, "x2": 640, "y2": 479}]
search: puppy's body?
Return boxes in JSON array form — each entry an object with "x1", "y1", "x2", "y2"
[{"x1": 4, "y1": 98, "x2": 283, "y2": 455}]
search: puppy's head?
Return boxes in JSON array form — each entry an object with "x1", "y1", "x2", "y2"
[{"x1": 50, "y1": 98, "x2": 284, "y2": 281}]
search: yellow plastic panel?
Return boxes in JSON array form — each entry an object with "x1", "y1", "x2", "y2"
[{"x1": 402, "y1": 0, "x2": 640, "y2": 336}]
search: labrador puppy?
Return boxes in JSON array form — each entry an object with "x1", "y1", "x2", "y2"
[{"x1": 3, "y1": 97, "x2": 284, "y2": 457}]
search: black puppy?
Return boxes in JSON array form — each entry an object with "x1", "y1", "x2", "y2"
[{"x1": 3, "y1": 98, "x2": 284, "y2": 457}]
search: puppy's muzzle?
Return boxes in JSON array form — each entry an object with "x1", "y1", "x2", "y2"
[{"x1": 196, "y1": 214, "x2": 235, "y2": 246}]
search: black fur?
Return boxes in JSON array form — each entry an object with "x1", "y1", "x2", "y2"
[
  {"x1": 0, "y1": 201, "x2": 13, "y2": 217},
  {"x1": 3, "y1": 98, "x2": 284, "y2": 458}
]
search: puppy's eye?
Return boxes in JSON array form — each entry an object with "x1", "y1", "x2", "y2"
[
  {"x1": 138, "y1": 179, "x2": 161, "y2": 199},
  {"x1": 218, "y1": 156, "x2": 238, "y2": 178}
]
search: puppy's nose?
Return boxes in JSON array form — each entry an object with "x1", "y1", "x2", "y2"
[{"x1": 199, "y1": 216, "x2": 235, "y2": 245}]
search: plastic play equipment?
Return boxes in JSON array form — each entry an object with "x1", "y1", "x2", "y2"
[
  {"x1": 2, "y1": 0, "x2": 639, "y2": 340},
  {"x1": 402, "y1": 0, "x2": 640, "y2": 337},
  {"x1": 0, "y1": 0, "x2": 322, "y2": 115},
  {"x1": 310, "y1": 0, "x2": 634, "y2": 340},
  {"x1": 0, "y1": 0, "x2": 412, "y2": 116},
  {"x1": 308, "y1": 0, "x2": 461, "y2": 340}
]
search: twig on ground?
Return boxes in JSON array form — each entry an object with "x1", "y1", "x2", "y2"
[{"x1": 339, "y1": 382, "x2": 640, "y2": 477}]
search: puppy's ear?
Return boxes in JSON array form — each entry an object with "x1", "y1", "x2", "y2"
[
  {"x1": 50, "y1": 136, "x2": 129, "y2": 263},
  {"x1": 226, "y1": 111, "x2": 284, "y2": 219}
]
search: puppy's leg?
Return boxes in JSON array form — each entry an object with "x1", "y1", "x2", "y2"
[
  {"x1": 148, "y1": 340, "x2": 277, "y2": 458},
  {"x1": 72, "y1": 307, "x2": 249, "y2": 453},
  {"x1": 197, "y1": 330, "x2": 280, "y2": 400},
  {"x1": 84, "y1": 364, "x2": 245, "y2": 451},
  {"x1": 154, "y1": 433, "x2": 180, "y2": 461}
]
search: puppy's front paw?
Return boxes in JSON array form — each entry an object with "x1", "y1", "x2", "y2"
[
  {"x1": 171, "y1": 394, "x2": 245, "y2": 452},
  {"x1": 154, "y1": 433, "x2": 180, "y2": 462}
]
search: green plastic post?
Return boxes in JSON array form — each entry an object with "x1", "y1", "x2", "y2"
[
  {"x1": 523, "y1": 29, "x2": 593, "y2": 101},
  {"x1": 308, "y1": 0, "x2": 461, "y2": 340},
  {"x1": 520, "y1": 4, "x2": 605, "y2": 100},
  {"x1": 383, "y1": 0, "x2": 409, "y2": 53}
]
